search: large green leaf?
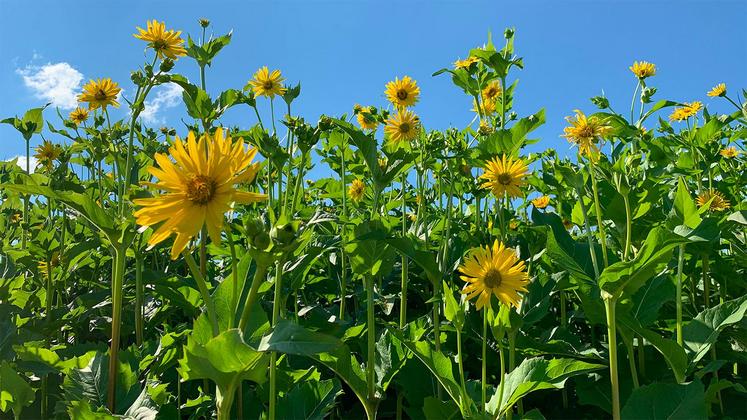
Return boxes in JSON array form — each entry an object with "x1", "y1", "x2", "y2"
[
  {"x1": 620, "y1": 381, "x2": 706, "y2": 420},
  {"x1": 668, "y1": 178, "x2": 700, "y2": 229},
  {"x1": 598, "y1": 227, "x2": 688, "y2": 298},
  {"x1": 276, "y1": 378, "x2": 342, "y2": 420},
  {"x1": 486, "y1": 357, "x2": 604, "y2": 416},
  {"x1": 619, "y1": 314, "x2": 687, "y2": 383},
  {"x1": 532, "y1": 208, "x2": 596, "y2": 285},
  {"x1": 0, "y1": 362, "x2": 35, "y2": 418},
  {"x1": 62, "y1": 352, "x2": 139, "y2": 414},
  {"x1": 345, "y1": 220, "x2": 395, "y2": 277},
  {"x1": 258, "y1": 320, "x2": 342, "y2": 356},
  {"x1": 386, "y1": 236, "x2": 441, "y2": 284},
  {"x1": 682, "y1": 295, "x2": 747, "y2": 367}
]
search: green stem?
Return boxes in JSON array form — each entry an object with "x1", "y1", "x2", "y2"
[
  {"x1": 456, "y1": 328, "x2": 469, "y2": 415},
  {"x1": 227, "y1": 230, "x2": 239, "y2": 326},
  {"x1": 676, "y1": 245, "x2": 685, "y2": 347},
  {"x1": 135, "y1": 254, "x2": 144, "y2": 346},
  {"x1": 508, "y1": 331, "x2": 519, "y2": 418},
  {"x1": 624, "y1": 336, "x2": 640, "y2": 389},
  {"x1": 497, "y1": 339, "x2": 506, "y2": 416},
  {"x1": 702, "y1": 256, "x2": 710, "y2": 309},
  {"x1": 238, "y1": 264, "x2": 268, "y2": 332},
  {"x1": 269, "y1": 260, "x2": 284, "y2": 420},
  {"x1": 604, "y1": 297, "x2": 620, "y2": 420},
  {"x1": 399, "y1": 173, "x2": 408, "y2": 329},
  {"x1": 339, "y1": 141, "x2": 348, "y2": 320},
  {"x1": 184, "y1": 251, "x2": 218, "y2": 337},
  {"x1": 289, "y1": 151, "x2": 308, "y2": 215},
  {"x1": 22, "y1": 138, "x2": 29, "y2": 250},
  {"x1": 589, "y1": 160, "x2": 609, "y2": 268},
  {"x1": 630, "y1": 80, "x2": 640, "y2": 125},
  {"x1": 106, "y1": 246, "x2": 127, "y2": 412},
  {"x1": 576, "y1": 186, "x2": 600, "y2": 278},
  {"x1": 623, "y1": 194, "x2": 632, "y2": 261},
  {"x1": 366, "y1": 275, "x2": 377, "y2": 404},
  {"x1": 482, "y1": 309, "x2": 488, "y2": 412}
]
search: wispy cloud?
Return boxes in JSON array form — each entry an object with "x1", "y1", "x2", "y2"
[
  {"x1": 16, "y1": 62, "x2": 84, "y2": 110},
  {"x1": 140, "y1": 83, "x2": 183, "y2": 124},
  {"x1": 6, "y1": 155, "x2": 39, "y2": 174}
]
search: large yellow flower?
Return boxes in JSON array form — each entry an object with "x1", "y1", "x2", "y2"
[
  {"x1": 459, "y1": 240, "x2": 529, "y2": 310},
  {"x1": 134, "y1": 20, "x2": 186, "y2": 60},
  {"x1": 532, "y1": 195, "x2": 550, "y2": 209},
  {"x1": 479, "y1": 155, "x2": 528, "y2": 198},
  {"x1": 134, "y1": 128, "x2": 266, "y2": 259},
  {"x1": 719, "y1": 146, "x2": 738, "y2": 158},
  {"x1": 696, "y1": 190, "x2": 730, "y2": 212},
  {"x1": 355, "y1": 106, "x2": 378, "y2": 130},
  {"x1": 562, "y1": 109, "x2": 612, "y2": 159},
  {"x1": 34, "y1": 140, "x2": 62, "y2": 170},
  {"x1": 473, "y1": 98, "x2": 496, "y2": 116},
  {"x1": 384, "y1": 110, "x2": 420, "y2": 144},
  {"x1": 707, "y1": 83, "x2": 726, "y2": 97},
  {"x1": 348, "y1": 179, "x2": 365, "y2": 202},
  {"x1": 669, "y1": 102, "x2": 703, "y2": 122},
  {"x1": 454, "y1": 56, "x2": 479, "y2": 70},
  {"x1": 482, "y1": 81, "x2": 502, "y2": 102},
  {"x1": 78, "y1": 78, "x2": 121, "y2": 110},
  {"x1": 629, "y1": 61, "x2": 656, "y2": 79},
  {"x1": 249, "y1": 67, "x2": 287, "y2": 98},
  {"x1": 385, "y1": 76, "x2": 420, "y2": 109},
  {"x1": 69, "y1": 107, "x2": 89, "y2": 125}
]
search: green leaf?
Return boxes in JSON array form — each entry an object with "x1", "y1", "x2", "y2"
[
  {"x1": 258, "y1": 320, "x2": 342, "y2": 356},
  {"x1": 386, "y1": 236, "x2": 441, "y2": 284},
  {"x1": 345, "y1": 220, "x2": 395, "y2": 277},
  {"x1": 620, "y1": 381, "x2": 706, "y2": 420},
  {"x1": 598, "y1": 227, "x2": 688, "y2": 298},
  {"x1": 532, "y1": 208, "x2": 595, "y2": 284},
  {"x1": 682, "y1": 295, "x2": 747, "y2": 367},
  {"x1": 487, "y1": 357, "x2": 604, "y2": 416},
  {"x1": 0, "y1": 362, "x2": 35, "y2": 417},
  {"x1": 63, "y1": 352, "x2": 139, "y2": 414},
  {"x1": 618, "y1": 314, "x2": 687, "y2": 383},
  {"x1": 669, "y1": 178, "x2": 701, "y2": 229},
  {"x1": 422, "y1": 396, "x2": 460, "y2": 419},
  {"x1": 277, "y1": 378, "x2": 342, "y2": 420}
]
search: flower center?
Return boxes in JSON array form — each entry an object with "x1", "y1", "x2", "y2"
[
  {"x1": 399, "y1": 122, "x2": 411, "y2": 133},
  {"x1": 396, "y1": 90, "x2": 408, "y2": 100},
  {"x1": 483, "y1": 268, "x2": 502, "y2": 289},
  {"x1": 186, "y1": 175, "x2": 216, "y2": 205},
  {"x1": 497, "y1": 173, "x2": 513, "y2": 185},
  {"x1": 263, "y1": 81, "x2": 275, "y2": 90},
  {"x1": 153, "y1": 39, "x2": 167, "y2": 51},
  {"x1": 94, "y1": 89, "x2": 108, "y2": 101},
  {"x1": 577, "y1": 125, "x2": 594, "y2": 139}
]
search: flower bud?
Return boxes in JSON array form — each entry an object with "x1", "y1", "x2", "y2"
[
  {"x1": 159, "y1": 58, "x2": 175, "y2": 73},
  {"x1": 199, "y1": 18, "x2": 210, "y2": 28}
]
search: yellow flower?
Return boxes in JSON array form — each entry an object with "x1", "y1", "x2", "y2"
[
  {"x1": 459, "y1": 240, "x2": 529, "y2": 310},
  {"x1": 532, "y1": 195, "x2": 550, "y2": 209},
  {"x1": 384, "y1": 110, "x2": 420, "y2": 144},
  {"x1": 69, "y1": 107, "x2": 89, "y2": 125},
  {"x1": 134, "y1": 20, "x2": 186, "y2": 60},
  {"x1": 478, "y1": 119, "x2": 494, "y2": 135},
  {"x1": 696, "y1": 190, "x2": 730, "y2": 212},
  {"x1": 509, "y1": 220, "x2": 519, "y2": 230},
  {"x1": 719, "y1": 146, "x2": 738, "y2": 158},
  {"x1": 9, "y1": 211, "x2": 22, "y2": 224},
  {"x1": 78, "y1": 78, "x2": 121, "y2": 110},
  {"x1": 34, "y1": 140, "x2": 62, "y2": 170},
  {"x1": 38, "y1": 252, "x2": 62, "y2": 279},
  {"x1": 707, "y1": 83, "x2": 727, "y2": 97},
  {"x1": 669, "y1": 102, "x2": 703, "y2": 122},
  {"x1": 482, "y1": 81, "x2": 502, "y2": 102},
  {"x1": 473, "y1": 98, "x2": 496, "y2": 116},
  {"x1": 249, "y1": 67, "x2": 287, "y2": 98},
  {"x1": 629, "y1": 61, "x2": 656, "y2": 79},
  {"x1": 562, "y1": 109, "x2": 612, "y2": 159},
  {"x1": 479, "y1": 155, "x2": 528, "y2": 199},
  {"x1": 407, "y1": 212, "x2": 417, "y2": 222},
  {"x1": 385, "y1": 76, "x2": 420, "y2": 109},
  {"x1": 356, "y1": 106, "x2": 378, "y2": 130},
  {"x1": 134, "y1": 128, "x2": 266, "y2": 259},
  {"x1": 454, "y1": 56, "x2": 479, "y2": 70},
  {"x1": 348, "y1": 179, "x2": 365, "y2": 203}
]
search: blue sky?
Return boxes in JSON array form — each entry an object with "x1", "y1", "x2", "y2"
[{"x1": 1, "y1": 0, "x2": 745, "y2": 169}]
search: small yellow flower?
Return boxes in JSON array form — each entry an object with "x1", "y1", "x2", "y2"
[
  {"x1": 696, "y1": 190, "x2": 730, "y2": 212},
  {"x1": 454, "y1": 56, "x2": 479, "y2": 70},
  {"x1": 134, "y1": 128, "x2": 266, "y2": 259},
  {"x1": 562, "y1": 110, "x2": 612, "y2": 159},
  {"x1": 719, "y1": 146, "x2": 738, "y2": 158},
  {"x1": 356, "y1": 106, "x2": 378, "y2": 130},
  {"x1": 385, "y1": 76, "x2": 420, "y2": 109},
  {"x1": 478, "y1": 119, "x2": 494, "y2": 135},
  {"x1": 532, "y1": 195, "x2": 550, "y2": 209},
  {"x1": 629, "y1": 61, "x2": 656, "y2": 79},
  {"x1": 134, "y1": 20, "x2": 187, "y2": 60},
  {"x1": 348, "y1": 179, "x2": 365, "y2": 203},
  {"x1": 384, "y1": 110, "x2": 420, "y2": 144},
  {"x1": 707, "y1": 83, "x2": 727, "y2": 98},
  {"x1": 473, "y1": 98, "x2": 496, "y2": 116},
  {"x1": 459, "y1": 240, "x2": 529, "y2": 310},
  {"x1": 482, "y1": 81, "x2": 502, "y2": 102},
  {"x1": 9, "y1": 211, "x2": 22, "y2": 224},
  {"x1": 407, "y1": 212, "x2": 417, "y2": 222},
  {"x1": 249, "y1": 67, "x2": 287, "y2": 98},
  {"x1": 69, "y1": 108, "x2": 89, "y2": 125},
  {"x1": 669, "y1": 102, "x2": 703, "y2": 122},
  {"x1": 479, "y1": 155, "x2": 528, "y2": 199},
  {"x1": 509, "y1": 220, "x2": 519, "y2": 230},
  {"x1": 34, "y1": 140, "x2": 62, "y2": 170},
  {"x1": 78, "y1": 78, "x2": 122, "y2": 110},
  {"x1": 38, "y1": 252, "x2": 62, "y2": 279}
]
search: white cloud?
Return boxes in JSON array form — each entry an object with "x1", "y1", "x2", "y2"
[
  {"x1": 140, "y1": 83, "x2": 183, "y2": 124},
  {"x1": 7, "y1": 156, "x2": 39, "y2": 174},
  {"x1": 17, "y1": 62, "x2": 84, "y2": 110}
]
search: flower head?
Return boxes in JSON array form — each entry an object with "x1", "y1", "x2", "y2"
[
  {"x1": 384, "y1": 110, "x2": 420, "y2": 144},
  {"x1": 249, "y1": 67, "x2": 287, "y2": 98},
  {"x1": 454, "y1": 56, "x2": 479, "y2": 70},
  {"x1": 473, "y1": 97, "x2": 496, "y2": 116},
  {"x1": 134, "y1": 20, "x2": 186, "y2": 60},
  {"x1": 78, "y1": 78, "x2": 121, "y2": 110},
  {"x1": 385, "y1": 76, "x2": 420, "y2": 109},
  {"x1": 532, "y1": 195, "x2": 550, "y2": 209},
  {"x1": 707, "y1": 83, "x2": 727, "y2": 98},
  {"x1": 34, "y1": 140, "x2": 62, "y2": 170},
  {"x1": 696, "y1": 190, "x2": 730, "y2": 212},
  {"x1": 629, "y1": 61, "x2": 656, "y2": 79},
  {"x1": 482, "y1": 81, "x2": 502, "y2": 102},
  {"x1": 134, "y1": 128, "x2": 266, "y2": 259},
  {"x1": 669, "y1": 102, "x2": 703, "y2": 122},
  {"x1": 69, "y1": 108, "x2": 89, "y2": 125},
  {"x1": 719, "y1": 146, "x2": 738, "y2": 158},
  {"x1": 562, "y1": 109, "x2": 612, "y2": 159},
  {"x1": 348, "y1": 179, "x2": 365, "y2": 203},
  {"x1": 356, "y1": 106, "x2": 378, "y2": 130},
  {"x1": 479, "y1": 155, "x2": 528, "y2": 199},
  {"x1": 459, "y1": 240, "x2": 529, "y2": 310}
]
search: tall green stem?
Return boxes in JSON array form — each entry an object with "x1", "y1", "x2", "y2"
[
  {"x1": 676, "y1": 245, "x2": 685, "y2": 346},
  {"x1": 623, "y1": 194, "x2": 632, "y2": 261},
  {"x1": 604, "y1": 297, "x2": 620, "y2": 420},
  {"x1": 184, "y1": 251, "x2": 219, "y2": 337},
  {"x1": 339, "y1": 141, "x2": 348, "y2": 320},
  {"x1": 238, "y1": 264, "x2": 268, "y2": 332},
  {"x1": 106, "y1": 246, "x2": 126, "y2": 411},
  {"x1": 399, "y1": 173, "x2": 408, "y2": 328},
  {"x1": 497, "y1": 339, "x2": 506, "y2": 417},
  {"x1": 589, "y1": 161, "x2": 609, "y2": 267},
  {"x1": 456, "y1": 328, "x2": 469, "y2": 414},
  {"x1": 624, "y1": 337, "x2": 640, "y2": 389},
  {"x1": 269, "y1": 260, "x2": 284, "y2": 420},
  {"x1": 365, "y1": 275, "x2": 377, "y2": 410},
  {"x1": 576, "y1": 186, "x2": 600, "y2": 278},
  {"x1": 135, "y1": 254, "x2": 144, "y2": 345},
  {"x1": 481, "y1": 309, "x2": 488, "y2": 412}
]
